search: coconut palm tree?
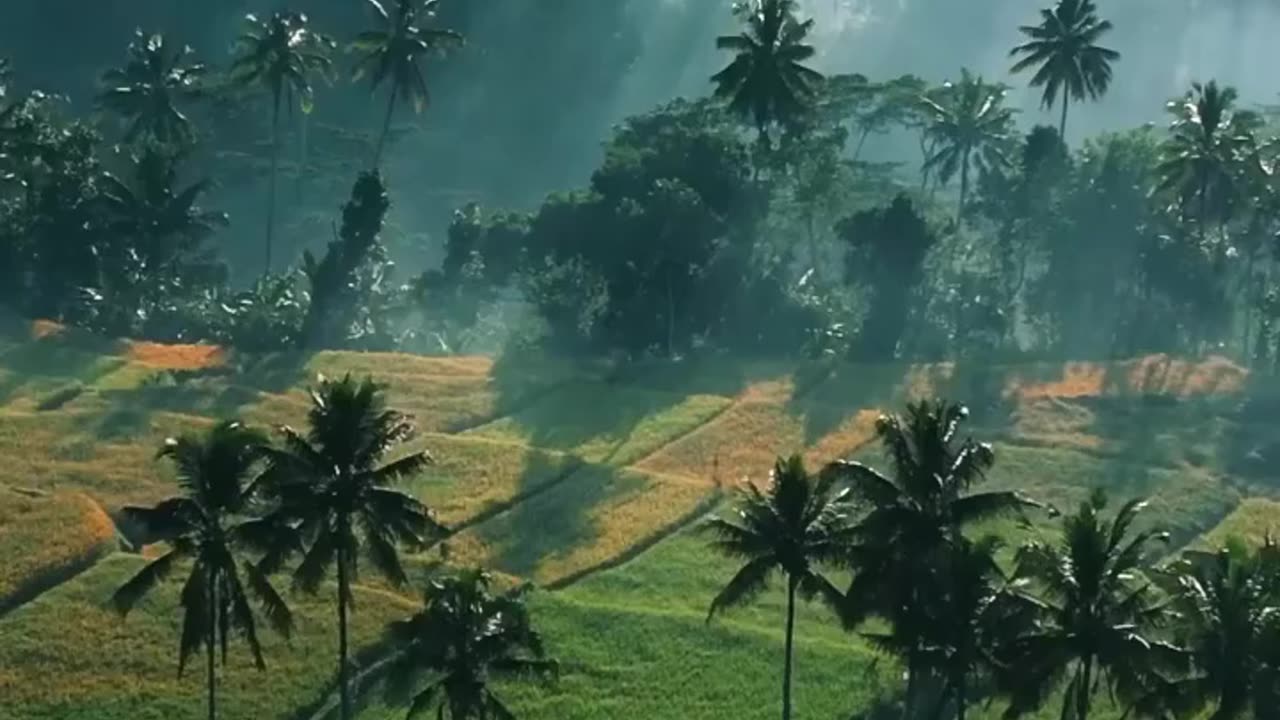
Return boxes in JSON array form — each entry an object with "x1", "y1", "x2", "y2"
[
  {"x1": 259, "y1": 374, "x2": 444, "y2": 720},
  {"x1": 831, "y1": 400, "x2": 1036, "y2": 719},
  {"x1": 879, "y1": 535, "x2": 1036, "y2": 720},
  {"x1": 921, "y1": 71, "x2": 1016, "y2": 221},
  {"x1": 379, "y1": 569, "x2": 557, "y2": 719},
  {"x1": 111, "y1": 421, "x2": 293, "y2": 720},
  {"x1": 711, "y1": 0, "x2": 824, "y2": 146},
  {"x1": 1156, "y1": 81, "x2": 1261, "y2": 245},
  {"x1": 229, "y1": 11, "x2": 334, "y2": 275},
  {"x1": 704, "y1": 454, "x2": 854, "y2": 720},
  {"x1": 1156, "y1": 540, "x2": 1280, "y2": 720},
  {"x1": 1000, "y1": 490, "x2": 1182, "y2": 720},
  {"x1": 351, "y1": 0, "x2": 463, "y2": 168},
  {"x1": 97, "y1": 30, "x2": 206, "y2": 145},
  {"x1": 1009, "y1": 0, "x2": 1121, "y2": 140},
  {"x1": 98, "y1": 145, "x2": 227, "y2": 323},
  {"x1": 100, "y1": 145, "x2": 227, "y2": 275}
]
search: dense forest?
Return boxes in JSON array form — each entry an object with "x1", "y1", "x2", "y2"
[
  {"x1": 6, "y1": 1, "x2": 1280, "y2": 719},
  {"x1": 5, "y1": 0, "x2": 1280, "y2": 365}
]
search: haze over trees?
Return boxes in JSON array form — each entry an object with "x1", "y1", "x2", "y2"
[{"x1": 5, "y1": 0, "x2": 1280, "y2": 718}]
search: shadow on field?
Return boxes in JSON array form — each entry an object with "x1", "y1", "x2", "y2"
[
  {"x1": 71, "y1": 353, "x2": 313, "y2": 440},
  {"x1": 787, "y1": 354, "x2": 1019, "y2": 447},
  {"x1": 0, "y1": 332, "x2": 126, "y2": 405},
  {"x1": 486, "y1": 347, "x2": 761, "y2": 459},
  {"x1": 477, "y1": 459, "x2": 650, "y2": 578}
]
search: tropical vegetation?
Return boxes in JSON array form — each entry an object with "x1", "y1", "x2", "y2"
[{"x1": 6, "y1": 0, "x2": 1280, "y2": 718}]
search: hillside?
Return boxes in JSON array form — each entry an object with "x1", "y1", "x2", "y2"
[{"x1": 1, "y1": 318, "x2": 1277, "y2": 720}]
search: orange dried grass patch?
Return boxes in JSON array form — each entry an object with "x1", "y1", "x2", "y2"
[
  {"x1": 1006, "y1": 355, "x2": 1247, "y2": 400},
  {"x1": 29, "y1": 319, "x2": 65, "y2": 339},
  {"x1": 125, "y1": 341, "x2": 226, "y2": 370},
  {"x1": 308, "y1": 351, "x2": 493, "y2": 379}
]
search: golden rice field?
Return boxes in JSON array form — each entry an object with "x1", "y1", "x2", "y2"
[
  {"x1": 2, "y1": 314, "x2": 1278, "y2": 719},
  {"x1": 0, "y1": 488, "x2": 116, "y2": 612}
]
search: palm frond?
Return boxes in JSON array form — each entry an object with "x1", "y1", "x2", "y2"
[
  {"x1": 707, "y1": 555, "x2": 775, "y2": 621},
  {"x1": 112, "y1": 549, "x2": 182, "y2": 614}
]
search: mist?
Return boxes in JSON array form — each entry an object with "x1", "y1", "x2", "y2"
[{"x1": 7, "y1": 0, "x2": 1280, "y2": 232}]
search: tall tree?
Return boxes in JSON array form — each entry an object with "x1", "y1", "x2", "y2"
[
  {"x1": 300, "y1": 171, "x2": 391, "y2": 349},
  {"x1": 704, "y1": 454, "x2": 853, "y2": 720},
  {"x1": 836, "y1": 194, "x2": 938, "y2": 360},
  {"x1": 921, "y1": 70, "x2": 1016, "y2": 221},
  {"x1": 259, "y1": 374, "x2": 445, "y2": 720},
  {"x1": 351, "y1": 0, "x2": 463, "y2": 168},
  {"x1": 831, "y1": 400, "x2": 1035, "y2": 719},
  {"x1": 711, "y1": 0, "x2": 824, "y2": 146},
  {"x1": 111, "y1": 421, "x2": 293, "y2": 720},
  {"x1": 1010, "y1": 0, "x2": 1121, "y2": 140},
  {"x1": 1001, "y1": 490, "x2": 1182, "y2": 720},
  {"x1": 1157, "y1": 540, "x2": 1280, "y2": 720},
  {"x1": 229, "y1": 11, "x2": 334, "y2": 275},
  {"x1": 96, "y1": 30, "x2": 206, "y2": 145},
  {"x1": 98, "y1": 145, "x2": 227, "y2": 320},
  {"x1": 1156, "y1": 80, "x2": 1261, "y2": 246},
  {"x1": 922, "y1": 536, "x2": 1033, "y2": 720},
  {"x1": 379, "y1": 569, "x2": 558, "y2": 719}
]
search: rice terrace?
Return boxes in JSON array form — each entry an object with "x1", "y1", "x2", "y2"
[
  {"x1": 8, "y1": 0, "x2": 1280, "y2": 718},
  {"x1": 0, "y1": 312, "x2": 1276, "y2": 719}
]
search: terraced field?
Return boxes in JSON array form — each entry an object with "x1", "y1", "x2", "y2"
[{"x1": 1, "y1": 316, "x2": 1277, "y2": 720}]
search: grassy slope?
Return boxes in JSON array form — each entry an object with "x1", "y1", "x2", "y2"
[
  {"x1": 0, "y1": 488, "x2": 116, "y2": 611},
  {"x1": 0, "y1": 318, "x2": 1275, "y2": 719},
  {"x1": 0, "y1": 554, "x2": 416, "y2": 720}
]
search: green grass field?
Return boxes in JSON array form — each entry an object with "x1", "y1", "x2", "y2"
[{"x1": 0, "y1": 319, "x2": 1275, "y2": 719}]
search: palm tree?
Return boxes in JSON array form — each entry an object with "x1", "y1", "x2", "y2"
[
  {"x1": 100, "y1": 146, "x2": 228, "y2": 276},
  {"x1": 351, "y1": 0, "x2": 463, "y2": 168},
  {"x1": 1009, "y1": 0, "x2": 1121, "y2": 140},
  {"x1": 911, "y1": 535, "x2": 1035, "y2": 720},
  {"x1": 379, "y1": 569, "x2": 557, "y2": 719},
  {"x1": 111, "y1": 421, "x2": 293, "y2": 720},
  {"x1": 711, "y1": 0, "x2": 824, "y2": 146},
  {"x1": 260, "y1": 374, "x2": 444, "y2": 720},
  {"x1": 831, "y1": 400, "x2": 1035, "y2": 719},
  {"x1": 921, "y1": 71, "x2": 1016, "y2": 221},
  {"x1": 1001, "y1": 490, "x2": 1182, "y2": 720},
  {"x1": 1156, "y1": 81, "x2": 1261, "y2": 245},
  {"x1": 1156, "y1": 540, "x2": 1280, "y2": 720},
  {"x1": 229, "y1": 11, "x2": 334, "y2": 276},
  {"x1": 704, "y1": 454, "x2": 853, "y2": 720},
  {"x1": 97, "y1": 30, "x2": 206, "y2": 145}
]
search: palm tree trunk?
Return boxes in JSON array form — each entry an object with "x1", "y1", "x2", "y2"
[
  {"x1": 955, "y1": 673, "x2": 967, "y2": 720},
  {"x1": 853, "y1": 127, "x2": 872, "y2": 163},
  {"x1": 266, "y1": 92, "x2": 281, "y2": 277},
  {"x1": 904, "y1": 647, "x2": 920, "y2": 720},
  {"x1": 782, "y1": 574, "x2": 798, "y2": 720},
  {"x1": 666, "y1": 269, "x2": 675, "y2": 360},
  {"x1": 1076, "y1": 657, "x2": 1094, "y2": 720},
  {"x1": 806, "y1": 210, "x2": 819, "y2": 274},
  {"x1": 207, "y1": 569, "x2": 217, "y2": 720},
  {"x1": 337, "y1": 547, "x2": 352, "y2": 720},
  {"x1": 374, "y1": 89, "x2": 398, "y2": 169},
  {"x1": 958, "y1": 147, "x2": 971, "y2": 225},
  {"x1": 1059, "y1": 86, "x2": 1070, "y2": 142},
  {"x1": 297, "y1": 111, "x2": 309, "y2": 203},
  {"x1": 1199, "y1": 186, "x2": 1209, "y2": 245}
]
